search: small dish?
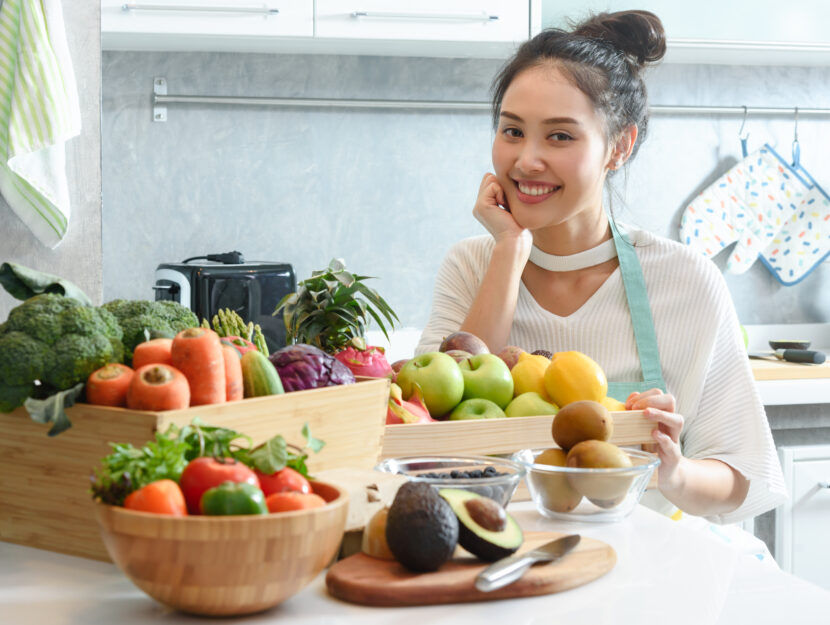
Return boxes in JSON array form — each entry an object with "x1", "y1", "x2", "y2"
[
  {"x1": 375, "y1": 455, "x2": 526, "y2": 507},
  {"x1": 769, "y1": 340, "x2": 811, "y2": 350},
  {"x1": 514, "y1": 447, "x2": 659, "y2": 523}
]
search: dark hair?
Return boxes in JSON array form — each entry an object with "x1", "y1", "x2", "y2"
[{"x1": 491, "y1": 11, "x2": 666, "y2": 162}]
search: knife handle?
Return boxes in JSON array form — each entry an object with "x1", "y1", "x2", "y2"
[
  {"x1": 475, "y1": 554, "x2": 534, "y2": 593},
  {"x1": 780, "y1": 349, "x2": 826, "y2": 364}
]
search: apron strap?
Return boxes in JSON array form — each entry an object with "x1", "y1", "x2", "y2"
[{"x1": 608, "y1": 218, "x2": 666, "y2": 390}]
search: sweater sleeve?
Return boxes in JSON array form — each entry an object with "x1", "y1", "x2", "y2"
[
  {"x1": 415, "y1": 237, "x2": 491, "y2": 354},
  {"x1": 679, "y1": 265, "x2": 787, "y2": 524}
]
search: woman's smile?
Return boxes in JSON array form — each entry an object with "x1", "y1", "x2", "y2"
[{"x1": 514, "y1": 180, "x2": 561, "y2": 203}]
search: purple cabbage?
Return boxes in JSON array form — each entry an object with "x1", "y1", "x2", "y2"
[{"x1": 268, "y1": 344, "x2": 355, "y2": 392}]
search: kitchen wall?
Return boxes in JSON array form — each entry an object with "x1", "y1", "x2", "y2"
[
  {"x1": 101, "y1": 53, "x2": 830, "y2": 333},
  {"x1": 0, "y1": 4, "x2": 101, "y2": 319}
]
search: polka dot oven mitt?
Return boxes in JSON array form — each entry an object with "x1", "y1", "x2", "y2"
[{"x1": 680, "y1": 145, "x2": 806, "y2": 273}]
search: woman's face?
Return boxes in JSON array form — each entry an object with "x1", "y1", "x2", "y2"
[{"x1": 492, "y1": 63, "x2": 615, "y2": 233}]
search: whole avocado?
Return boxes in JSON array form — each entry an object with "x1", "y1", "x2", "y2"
[{"x1": 385, "y1": 481, "x2": 459, "y2": 572}]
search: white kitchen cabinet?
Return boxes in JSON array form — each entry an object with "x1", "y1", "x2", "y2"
[
  {"x1": 540, "y1": 0, "x2": 830, "y2": 66},
  {"x1": 102, "y1": 0, "x2": 314, "y2": 53},
  {"x1": 776, "y1": 445, "x2": 830, "y2": 589},
  {"x1": 102, "y1": 0, "x2": 539, "y2": 58}
]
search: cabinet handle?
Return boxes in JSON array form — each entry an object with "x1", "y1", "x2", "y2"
[
  {"x1": 351, "y1": 10, "x2": 498, "y2": 22},
  {"x1": 122, "y1": 3, "x2": 279, "y2": 16}
]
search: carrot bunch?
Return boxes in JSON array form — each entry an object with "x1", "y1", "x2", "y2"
[{"x1": 85, "y1": 328, "x2": 243, "y2": 410}]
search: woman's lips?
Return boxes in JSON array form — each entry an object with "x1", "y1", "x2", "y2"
[{"x1": 514, "y1": 180, "x2": 561, "y2": 205}]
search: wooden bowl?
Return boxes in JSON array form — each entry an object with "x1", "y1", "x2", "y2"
[{"x1": 94, "y1": 480, "x2": 348, "y2": 616}]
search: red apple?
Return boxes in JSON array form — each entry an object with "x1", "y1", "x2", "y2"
[
  {"x1": 439, "y1": 331, "x2": 489, "y2": 355},
  {"x1": 444, "y1": 349, "x2": 473, "y2": 364},
  {"x1": 498, "y1": 345, "x2": 526, "y2": 370}
]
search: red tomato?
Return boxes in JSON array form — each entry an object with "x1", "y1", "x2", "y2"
[
  {"x1": 179, "y1": 457, "x2": 259, "y2": 514},
  {"x1": 266, "y1": 491, "x2": 326, "y2": 513},
  {"x1": 255, "y1": 467, "x2": 311, "y2": 497},
  {"x1": 124, "y1": 479, "x2": 187, "y2": 516}
]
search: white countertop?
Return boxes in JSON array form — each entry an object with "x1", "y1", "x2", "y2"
[{"x1": 2, "y1": 502, "x2": 829, "y2": 625}]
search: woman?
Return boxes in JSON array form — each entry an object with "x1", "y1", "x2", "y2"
[{"x1": 416, "y1": 11, "x2": 786, "y2": 523}]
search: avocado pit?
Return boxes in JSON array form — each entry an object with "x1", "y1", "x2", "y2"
[{"x1": 464, "y1": 497, "x2": 506, "y2": 532}]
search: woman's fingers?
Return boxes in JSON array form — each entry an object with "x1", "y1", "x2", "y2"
[{"x1": 643, "y1": 407, "x2": 684, "y2": 442}]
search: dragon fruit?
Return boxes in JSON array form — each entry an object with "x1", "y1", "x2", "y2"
[
  {"x1": 386, "y1": 383, "x2": 435, "y2": 425},
  {"x1": 334, "y1": 338, "x2": 393, "y2": 379}
]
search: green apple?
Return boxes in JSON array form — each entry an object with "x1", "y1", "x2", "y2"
[
  {"x1": 458, "y1": 353, "x2": 514, "y2": 408},
  {"x1": 396, "y1": 351, "x2": 464, "y2": 418},
  {"x1": 449, "y1": 398, "x2": 506, "y2": 420},
  {"x1": 505, "y1": 392, "x2": 559, "y2": 418}
]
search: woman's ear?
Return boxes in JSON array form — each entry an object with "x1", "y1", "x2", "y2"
[{"x1": 607, "y1": 125, "x2": 639, "y2": 170}]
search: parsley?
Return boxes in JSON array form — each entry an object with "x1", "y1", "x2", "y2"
[{"x1": 89, "y1": 419, "x2": 325, "y2": 506}]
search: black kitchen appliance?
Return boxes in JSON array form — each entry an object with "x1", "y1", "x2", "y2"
[{"x1": 153, "y1": 251, "x2": 295, "y2": 352}]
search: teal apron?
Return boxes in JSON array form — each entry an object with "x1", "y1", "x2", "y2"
[{"x1": 604, "y1": 219, "x2": 667, "y2": 402}]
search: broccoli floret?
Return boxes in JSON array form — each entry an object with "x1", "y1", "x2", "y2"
[
  {"x1": 101, "y1": 299, "x2": 198, "y2": 360},
  {"x1": 0, "y1": 293, "x2": 123, "y2": 412}
]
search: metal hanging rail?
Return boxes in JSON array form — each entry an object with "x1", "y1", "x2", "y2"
[{"x1": 151, "y1": 78, "x2": 830, "y2": 122}]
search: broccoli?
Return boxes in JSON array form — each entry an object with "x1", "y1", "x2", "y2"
[
  {"x1": 101, "y1": 299, "x2": 198, "y2": 361},
  {"x1": 0, "y1": 293, "x2": 125, "y2": 412}
]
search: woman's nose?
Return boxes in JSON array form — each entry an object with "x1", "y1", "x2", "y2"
[{"x1": 515, "y1": 140, "x2": 545, "y2": 173}]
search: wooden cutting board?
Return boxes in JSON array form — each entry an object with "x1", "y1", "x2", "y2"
[
  {"x1": 325, "y1": 531, "x2": 616, "y2": 607},
  {"x1": 750, "y1": 356, "x2": 830, "y2": 380}
]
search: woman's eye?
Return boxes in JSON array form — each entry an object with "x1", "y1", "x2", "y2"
[
  {"x1": 502, "y1": 127, "x2": 523, "y2": 138},
  {"x1": 549, "y1": 132, "x2": 573, "y2": 141}
]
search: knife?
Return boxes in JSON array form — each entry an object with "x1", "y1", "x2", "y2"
[
  {"x1": 475, "y1": 534, "x2": 581, "y2": 593},
  {"x1": 748, "y1": 349, "x2": 826, "y2": 364}
]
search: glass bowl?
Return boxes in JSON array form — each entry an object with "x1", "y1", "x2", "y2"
[
  {"x1": 513, "y1": 447, "x2": 660, "y2": 523},
  {"x1": 375, "y1": 454, "x2": 527, "y2": 507}
]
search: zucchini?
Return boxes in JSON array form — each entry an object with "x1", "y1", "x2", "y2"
[{"x1": 241, "y1": 350, "x2": 284, "y2": 398}]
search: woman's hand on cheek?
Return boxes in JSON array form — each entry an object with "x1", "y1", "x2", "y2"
[
  {"x1": 626, "y1": 389, "x2": 686, "y2": 493},
  {"x1": 473, "y1": 173, "x2": 527, "y2": 243}
]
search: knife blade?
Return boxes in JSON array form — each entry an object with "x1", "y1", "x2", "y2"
[
  {"x1": 474, "y1": 534, "x2": 581, "y2": 593},
  {"x1": 748, "y1": 349, "x2": 826, "y2": 364}
]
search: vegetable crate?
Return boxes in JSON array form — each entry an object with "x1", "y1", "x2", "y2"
[{"x1": 0, "y1": 378, "x2": 389, "y2": 562}]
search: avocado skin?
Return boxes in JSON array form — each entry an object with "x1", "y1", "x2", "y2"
[
  {"x1": 385, "y1": 482, "x2": 459, "y2": 572},
  {"x1": 439, "y1": 488, "x2": 523, "y2": 562}
]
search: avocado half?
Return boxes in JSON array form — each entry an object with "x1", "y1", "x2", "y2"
[{"x1": 438, "y1": 488, "x2": 523, "y2": 561}]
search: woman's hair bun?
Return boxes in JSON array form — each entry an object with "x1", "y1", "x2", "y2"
[{"x1": 573, "y1": 10, "x2": 666, "y2": 67}]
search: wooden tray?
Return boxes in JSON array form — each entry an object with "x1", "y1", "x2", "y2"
[
  {"x1": 326, "y1": 531, "x2": 616, "y2": 606},
  {"x1": 0, "y1": 378, "x2": 389, "y2": 561},
  {"x1": 381, "y1": 410, "x2": 653, "y2": 458}
]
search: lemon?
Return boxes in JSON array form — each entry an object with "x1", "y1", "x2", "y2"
[
  {"x1": 543, "y1": 351, "x2": 608, "y2": 407},
  {"x1": 600, "y1": 396, "x2": 627, "y2": 412},
  {"x1": 510, "y1": 352, "x2": 553, "y2": 401}
]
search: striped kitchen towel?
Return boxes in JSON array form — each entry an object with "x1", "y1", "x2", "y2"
[{"x1": 0, "y1": 0, "x2": 81, "y2": 248}]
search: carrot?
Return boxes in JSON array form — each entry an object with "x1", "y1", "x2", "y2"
[
  {"x1": 132, "y1": 338, "x2": 173, "y2": 369},
  {"x1": 126, "y1": 364, "x2": 190, "y2": 411},
  {"x1": 86, "y1": 363, "x2": 135, "y2": 407},
  {"x1": 171, "y1": 327, "x2": 226, "y2": 406},
  {"x1": 222, "y1": 344, "x2": 244, "y2": 402}
]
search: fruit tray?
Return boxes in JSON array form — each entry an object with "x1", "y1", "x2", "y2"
[
  {"x1": 380, "y1": 410, "x2": 653, "y2": 459},
  {"x1": 0, "y1": 378, "x2": 389, "y2": 562}
]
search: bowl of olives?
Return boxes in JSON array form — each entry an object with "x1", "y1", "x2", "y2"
[
  {"x1": 513, "y1": 445, "x2": 660, "y2": 522},
  {"x1": 375, "y1": 454, "x2": 526, "y2": 507}
]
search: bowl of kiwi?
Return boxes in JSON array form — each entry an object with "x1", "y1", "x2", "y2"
[{"x1": 512, "y1": 399, "x2": 660, "y2": 522}]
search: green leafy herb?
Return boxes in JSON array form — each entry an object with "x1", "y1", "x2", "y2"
[{"x1": 89, "y1": 419, "x2": 324, "y2": 505}]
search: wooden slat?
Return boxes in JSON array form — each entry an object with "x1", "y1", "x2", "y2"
[{"x1": 380, "y1": 410, "x2": 653, "y2": 459}]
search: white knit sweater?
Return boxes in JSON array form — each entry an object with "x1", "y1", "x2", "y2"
[{"x1": 417, "y1": 229, "x2": 787, "y2": 524}]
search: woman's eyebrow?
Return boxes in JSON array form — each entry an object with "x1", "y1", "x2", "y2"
[{"x1": 500, "y1": 111, "x2": 581, "y2": 125}]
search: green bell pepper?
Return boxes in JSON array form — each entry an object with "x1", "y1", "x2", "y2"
[{"x1": 200, "y1": 481, "x2": 268, "y2": 515}]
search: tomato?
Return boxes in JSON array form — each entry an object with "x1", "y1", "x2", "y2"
[
  {"x1": 179, "y1": 457, "x2": 259, "y2": 514},
  {"x1": 123, "y1": 479, "x2": 187, "y2": 516},
  {"x1": 265, "y1": 491, "x2": 326, "y2": 513},
  {"x1": 255, "y1": 467, "x2": 311, "y2": 497}
]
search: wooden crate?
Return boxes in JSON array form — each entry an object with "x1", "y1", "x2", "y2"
[
  {"x1": 381, "y1": 410, "x2": 653, "y2": 458},
  {"x1": 0, "y1": 378, "x2": 389, "y2": 562}
]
